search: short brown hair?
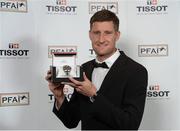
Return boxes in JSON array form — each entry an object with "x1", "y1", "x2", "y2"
[{"x1": 90, "y1": 10, "x2": 119, "y2": 31}]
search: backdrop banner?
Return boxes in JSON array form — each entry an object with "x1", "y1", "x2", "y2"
[{"x1": 0, "y1": 0, "x2": 180, "y2": 130}]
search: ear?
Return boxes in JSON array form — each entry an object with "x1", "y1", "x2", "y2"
[
  {"x1": 115, "y1": 31, "x2": 120, "y2": 41},
  {"x1": 89, "y1": 30, "x2": 92, "y2": 40}
]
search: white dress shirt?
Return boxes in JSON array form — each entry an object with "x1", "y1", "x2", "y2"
[{"x1": 92, "y1": 50, "x2": 120, "y2": 91}]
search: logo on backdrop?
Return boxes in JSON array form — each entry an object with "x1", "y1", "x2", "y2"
[
  {"x1": 136, "y1": 0, "x2": 168, "y2": 15},
  {"x1": 48, "y1": 85, "x2": 73, "y2": 103},
  {"x1": 0, "y1": 43, "x2": 30, "y2": 59},
  {"x1": 138, "y1": 44, "x2": 168, "y2": 57},
  {"x1": 0, "y1": 0, "x2": 28, "y2": 13},
  {"x1": 147, "y1": 85, "x2": 170, "y2": 100},
  {"x1": 48, "y1": 94, "x2": 54, "y2": 103},
  {"x1": 46, "y1": 0, "x2": 78, "y2": 15},
  {"x1": 88, "y1": 48, "x2": 96, "y2": 58},
  {"x1": 0, "y1": 92, "x2": 29, "y2": 107},
  {"x1": 89, "y1": 48, "x2": 121, "y2": 58},
  {"x1": 56, "y1": 0, "x2": 66, "y2": 5},
  {"x1": 89, "y1": 2, "x2": 118, "y2": 14},
  {"x1": 48, "y1": 45, "x2": 77, "y2": 58}
]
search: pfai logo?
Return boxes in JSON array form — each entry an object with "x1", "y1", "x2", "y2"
[
  {"x1": 0, "y1": 0, "x2": 28, "y2": 13},
  {"x1": 0, "y1": 92, "x2": 30, "y2": 107},
  {"x1": 48, "y1": 45, "x2": 77, "y2": 58},
  {"x1": 89, "y1": 2, "x2": 118, "y2": 14},
  {"x1": 138, "y1": 44, "x2": 168, "y2": 57}
]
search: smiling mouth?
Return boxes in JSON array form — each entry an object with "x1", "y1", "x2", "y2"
[
  {"x1": 98, "y1": 44, "x2": 108, "y2": 48},
  {"x1": 97, "y1": 42, "x2": 108, "y2": 46}
]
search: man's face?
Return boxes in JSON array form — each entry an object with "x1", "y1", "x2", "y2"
[{"x1": 89, "y1": 21, "x2": 120, "y2": 60}]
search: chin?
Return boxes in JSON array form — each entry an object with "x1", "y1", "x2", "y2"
[
  {"x1": 96, "y1": 52, "x2": 106, "y2": 56},
  {"x1": 95, "y1": 50, "x2": 106, "y2": 54}
]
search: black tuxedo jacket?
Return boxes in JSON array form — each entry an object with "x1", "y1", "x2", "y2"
[{"x1": 53, "y1": 51, "x2": 148, "y2": 130}]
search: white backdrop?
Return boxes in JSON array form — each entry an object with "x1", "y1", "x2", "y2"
[{"x1": 0, "y1": 0, "x2": 180, "y2": 130}]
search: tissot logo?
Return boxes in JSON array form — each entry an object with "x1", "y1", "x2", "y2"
[
  {"x1": 136, "y1": 0, "x2": 168, "y2": 15},
  {"x1": 89, "y1": 48, "x2": 96, "y2": 58},
  {"x1": 0, "y1": 43, "x2": 30, "y2": 59},
  {"x1": 0, "y1": 92, "x2": 29, "y2": 107},
  {"x1": 48, "y1": 45, "x2": 77, "y2": 58},
  {"x1": 89, "y1": 2, "x2": 118, "y2": 14},
  {"x1": 48, "y1": 93, "x2": 72, "y2": 103},
  {"x1": 46, "y1": 0, "x2": 78, "y2": 15},
  {"x1": 147, "y1": 0, "x2": 157, "y2": 5},
  {"x1": 147, "y1": 85, "x2": 170, "y2": 99},
  {"x1": 138, "y1": 44, "x2": 168, "y2": 57},
  {"x1": 9, "y1": 43, "x2": 19, "y2": 49},
  {"x1": 0, "y1": 0, "x2": 28, "y2": 13},
  {"x1": 48, "y1": 94, "x2": 54, "y2": 103},
  {"x1": 56, "y1": 0, "x2": 66, "y2": 5},
  {"x1": 48, "y1": 86, "x2": 73, "y2": 103}
]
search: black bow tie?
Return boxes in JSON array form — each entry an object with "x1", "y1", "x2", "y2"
[{"x1": 93, "y1": 61, "x2": 109, "y2": 69}]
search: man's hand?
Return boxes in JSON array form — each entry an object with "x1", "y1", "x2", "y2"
[
  {"x1": 65, "y1": 72, "x2": 97, "y2": 97},
  {"x1": 45, "y1": 70, "x2": 65, "y2": 109}
]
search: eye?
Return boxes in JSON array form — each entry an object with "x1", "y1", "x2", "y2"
[
  {"x1": 104, "y1": 31, "x2": 113, "y2": 34},
  {"x1": 92, "y1": 31, "x2": 100, "y2": 35}
]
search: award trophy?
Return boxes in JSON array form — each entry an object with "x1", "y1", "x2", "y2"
[{"x1": 50, "y1": 52, "x2": 83, "y2": 83}]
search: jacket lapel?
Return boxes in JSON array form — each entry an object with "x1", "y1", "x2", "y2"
[
  {"x1": 98, "y1": 51, "x2": 128, "y2": 93},
  {"x1": 83, "y1": 59, "x2": 95, "y2": 81}
]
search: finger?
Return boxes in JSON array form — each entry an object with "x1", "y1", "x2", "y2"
[
  {"x1": 49, "y1": 82, "x2": 59, "y2": 87},
  {"x1": 62, "y1": 82, "x2": 77, "y2": 88},
  {"x1": 61, "y1": 82, "x2": 71, "y2": 85},
  {"x1": 69, "y1": 77, "x2": 82, "y2": 86},
  {"x1": 58, "y1": 83, "x2": 65, "y2": 88},
  {"x1": 83, "y1": 72, "x2": 88, "y2": 81},
  {"x1": 75, "y1": 88, "x2": 81, "y2": 92},
  {"x1": 48, "y1": 81, "x2": 64, "y2": 88},
  {"x1": 45, "y1": 74, "x2": 51, "y2": 81},
  {"x1": 47, "y1": 70, "x2": 51, "y2": 74}
]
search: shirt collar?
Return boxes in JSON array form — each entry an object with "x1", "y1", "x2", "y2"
[{"x1": 95, "y1": 49, "x2": 120, "y2": 68}]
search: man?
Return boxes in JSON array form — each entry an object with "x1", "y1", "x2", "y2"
[{"x1": 46, "y1": 10, "x2": 148, "y2": 130}]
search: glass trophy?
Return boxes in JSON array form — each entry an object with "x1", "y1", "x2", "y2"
[{"x1": 50, "y1": 52, "x2": 83, "y2": 83}]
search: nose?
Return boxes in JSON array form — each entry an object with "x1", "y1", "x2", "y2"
[{"x1": 99, "y1": 34, "x2": 105, "y2": 43}]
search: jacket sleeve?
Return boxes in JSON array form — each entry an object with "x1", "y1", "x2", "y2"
[
  {"x1": 53, "y1": 91, "x2": 81, "y2": 129},
  {"x1": 90, "y1": 67, "x2": 148, "y2": 130}
]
